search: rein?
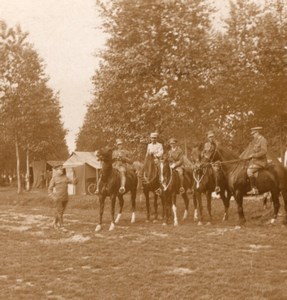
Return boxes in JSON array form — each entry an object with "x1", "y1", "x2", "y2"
[{"x1": 193, "y1": 166, "x2": 208, "y2": 189}]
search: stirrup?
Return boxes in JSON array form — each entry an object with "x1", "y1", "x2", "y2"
[
  {"x1": 119, "y1": 186, "x2": 125, "y2": 194},
  {"x1": 179, "y1": 187, "x2": 185, "y2": 194}
]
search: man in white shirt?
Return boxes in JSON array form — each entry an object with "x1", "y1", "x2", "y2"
[{"x1": 146, "y1": 132, "x2": 164, "y2": 162}]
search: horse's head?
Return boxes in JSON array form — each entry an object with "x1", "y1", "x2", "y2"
[
  {"x1": 190, "y1": 144, "x2": 202, "y2": 164},
  {"x1": 97, "y1": 147, "x2": 113, "y2": 182},
  {"x1": 159, "y1": 154, "x2": 172, "y2": 190},
  {"x1": 143, "y1": 153, "x2": 157, "y2": 181}
]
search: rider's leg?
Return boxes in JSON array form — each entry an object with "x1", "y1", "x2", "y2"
[
  {"x1": 247, "y1": 165, "x2": 259, "y2": 195},
  {"x1": 119, "y1": 166, "x2": 126, "y2": 194}
]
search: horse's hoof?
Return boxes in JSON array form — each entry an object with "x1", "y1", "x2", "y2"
[
  {"x1": 153, "y1": 219, "x2": 158, "y2": 224},
  {"x1": 174, "y1": 221, "x2": 179, "y2": 226},
  {"x1": 131, "y1": 213, "x2": 136, "y2": 223},
  {"x1": 95, "y1": 225, "x2": 102, "y2": 232},
  {"x1": 145, "y1": 219, "x2": 150, "y2": 223},
  {"x1": 234, "y1": 225, "x2": 241, "y2": 230},
  {"x1": 109, "y1": 223, "x2": 115, "y2": 231},
  {"x1": 162, "y1": 222, "x2": 167, "y2": 226},
  {"x1": 206, "y1": 222, "x2": 211, "y2": 226},
  {"x1": 197, "y1": 221, "x2": 203, "y2": 226},
  {"x1": 270, "y1": 218, "x2": 276, "y2": 225}
]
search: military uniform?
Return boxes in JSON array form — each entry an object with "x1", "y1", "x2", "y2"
[
  {"x1": 168, "y1": 138, "x2": 185, "y2": 193},
  {"x1": 112, "y1": 139, "x2": 132, "y2": 193},
  {"x1": 245, "y1": 127, "x2": 267, "y2": 195},
  {"x1": 147, "y1": 142, "x2": 164, "y2": 159}
]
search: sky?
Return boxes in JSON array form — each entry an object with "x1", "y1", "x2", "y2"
[
  {"x1": 0, "y1": 0, "x2": 229, "y2": 153},
  {"x1": 0, "y1": 0, "x2": 107, "y2": 153}
]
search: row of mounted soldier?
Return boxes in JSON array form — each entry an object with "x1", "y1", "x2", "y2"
[{"x1": 92, "y1": 127, "x2": 287, "y2": 231}]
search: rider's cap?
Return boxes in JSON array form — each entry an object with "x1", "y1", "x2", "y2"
[
  {"x1": 251, "y1": 127, "x2": 263, "y2": 134},
  {"x1": 150, "y1": 132, "x2": 158, "y2": 138},
  {"x1": 169, "y1": 138, "x2": 177, "y2": 144},
  {"x1": 116, "y1": 138, "x2": 123, "y2": 145},
  {"x1": 207, "y1": 131, "x2": 215, "y2": 138}
]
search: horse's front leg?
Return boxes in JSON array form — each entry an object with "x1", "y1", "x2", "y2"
[
  {"x1": 109, "y1": 194, "x2": 117, "y2": 231},
  {"x1": 270, "y1": 189, "x2": 280, "y2": 224},
  {"x1": 130, "y1": 188, "x2": 136, "y2": 223},
  {"x1": 194, "y1": 190, "x2": 203, "y2": 225},
  {"x1": 172, "y1": 193, "x2": 178, "y2": 226},
  {"x1": 153, "y1": 193, "x2": 159, "y2": 221},
  {"x1": 95, "y1": 194, "x2": 106, "y2": 232},
  {"x1": 206, "y1": 191, "x2": 212, "y2": 225},
  {"x1": 115, "y1": 194, "x2": 124, "y2": 224},
  {"x1": 221, "y1": 190, "x2": 230, "y2": 222},
  {"x1": 234, "y1": 189, "x2": 246, "y2": 228},
  {"x1": 181, "y1": 192, "x2": 189, "y2": 221},
  {"x1": 144, "y1": 188, "x2": 150, "y2": 222},
  {"x1": 280, "y1": 189, "x2": 287, "y2": 225}
]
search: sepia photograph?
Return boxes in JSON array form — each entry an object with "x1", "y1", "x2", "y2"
[{"x1": 1, "y1": 0, "x2": 287, "y2": 299}]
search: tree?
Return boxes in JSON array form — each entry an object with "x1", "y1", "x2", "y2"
[{"x1": 0, "y1": 21, "x2": 68, "y2": 192}]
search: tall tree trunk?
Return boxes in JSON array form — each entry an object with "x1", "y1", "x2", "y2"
[
  {"x1": 26, "y1": 147, "x2": 30, "y2": 191},
  {"x1": 15, "y1": 137, "x2": 22, "y2": 194}
]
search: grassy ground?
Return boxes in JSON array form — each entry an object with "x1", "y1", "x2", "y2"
[{"x1": 1, "y1": 187, "x2": 287, "y2": 300}]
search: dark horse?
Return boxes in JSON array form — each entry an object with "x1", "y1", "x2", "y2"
[
  {"x1": 95, "y1": 148, "x2": 138, "y2": 231},
  {"x1": 207, "y1": 146, "x2": 283, "y2": 227},
  {"x1": 190, "y1": 145, "x2": 231, "y2": 225},
  {"x1": 158, "y1": 156, "x2": 192, "y2": 226},
  {"x1": 140, "y1": 153, "x2": 163, "y2": 222}
]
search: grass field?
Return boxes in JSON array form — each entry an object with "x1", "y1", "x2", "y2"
[{"x1": 1, "y1": 187, "x2": 287, "y2": 300}]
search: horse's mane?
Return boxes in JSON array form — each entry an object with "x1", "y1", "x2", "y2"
[{"x1": 216, "y1": 146, "x2": 239, "y2": 161}]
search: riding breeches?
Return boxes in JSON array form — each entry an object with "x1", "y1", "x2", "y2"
[{"x1": 247, "y1": 164, "x2": 262, "y2": 177}]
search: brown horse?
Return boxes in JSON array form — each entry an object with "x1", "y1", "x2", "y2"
[
  {"x1": 95, "y1": 148, "x2": 138, "y2": 232},
  {"x1": 208, "y1": 147, "x2": 282, "y2": 227},
  {"x1": 190, "y1": 145, "x2": 231, "y2": 224},
  {"x1": 158, "y1": 156, "x2": 192, "y2": 226},
  {"x1": 140, "y1": 153, "x2": 163, "y2": 222}
]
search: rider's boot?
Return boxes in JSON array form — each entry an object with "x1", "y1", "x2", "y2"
[
  {"x1": 119, "y1": 171, "x2": 126, "y2": 194},
  {"x1": 247, "y1": 176, "x2": 259, "y2": 195}
]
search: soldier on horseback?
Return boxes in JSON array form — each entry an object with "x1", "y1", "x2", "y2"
[
  {"x1": 245, "y1": 127, "x2": 268, "y2": 195},
  {"x1": 167, "y1": 138, "x2": 185, "y2": 194},
  {"x1": 112, "y1": 138, "x2": 132, "y2": 194},
  {"x1": 201, "y1": 131, "x2": 217, "y2": 161},
  {"x1": 146, "y1": 132, "x2": 164, "y2": 163}
]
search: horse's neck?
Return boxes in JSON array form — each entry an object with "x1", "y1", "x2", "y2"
[{"x1": 102, "y1": 162, "x2": 114, "y2": 181}]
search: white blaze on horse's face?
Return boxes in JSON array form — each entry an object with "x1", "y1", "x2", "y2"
[{"x1": 159, "y1": 161, "x2": 167, "y2": 189}]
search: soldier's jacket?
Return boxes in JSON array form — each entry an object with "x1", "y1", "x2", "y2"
[
  {"x1": 249, "y1": 135, "x2": 267, "y2": 167},
  {"x1": 201, "y1": 141, "x2": 216, "y2": 160},
  {"x1": 112, "y1": 149, "x2": 131, "y2": 167},
  {"x1": 168, "y1": 146, "x2": 184, "y2": 168},
  {"x1": 147, "y1": 142, "x2": 164, "y2": 158}
]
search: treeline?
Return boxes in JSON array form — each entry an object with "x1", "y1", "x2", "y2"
[
  {"x1": 0, "y1": 21, "x2": 68, "y2": 193},
  {"x1": 76, "y1": 0, "x2": 287, "y2": 160}
]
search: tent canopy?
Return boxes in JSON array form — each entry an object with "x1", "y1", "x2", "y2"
[{"x1": 63, "y1": 151, "x2": 101, "y2": 195}]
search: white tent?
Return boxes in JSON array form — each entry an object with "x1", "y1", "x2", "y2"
[{"x1": 63, "y1": 151, "x2": 101, "y2": 195}]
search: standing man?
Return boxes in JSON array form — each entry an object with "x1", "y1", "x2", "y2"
[
  {"x1": 245, "y1": 127, "x2": 268, "y2": 195},
  {"x1": 168, "y1": 138, "x2": 185, "y2": 193},
  {"x1": 146, "y1": 132, "x2": 164, "y2": 163},
  {"x1": 201, "y1": 131, "x2": 217, "y2": 161},
  {"x1": 112, "y1": 138, "x2": 132, "y2": 194}
]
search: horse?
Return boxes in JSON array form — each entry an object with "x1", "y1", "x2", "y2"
[
  {"x1": 140, "y1": 153, "x2": 163, "y2": 222},
  {"x1": 95, "y1": 148, "x2": 138, "y2": 231},
  {"x1": 206, "y1": 146, "x2": 282, "y2": 227},
  {"x1": 190, "y1": 145, "x2": 231, "y2": 225},
  {"x1": 158, "y1": 156, "x2": 192, "y2": 226}
]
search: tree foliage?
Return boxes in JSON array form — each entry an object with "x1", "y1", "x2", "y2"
[
  {"x1": 0, "y1": 21, "x2": 68, "y2": 181},
  {"x1": 76, "y1": 0, "x2": 287, "y2": 157}
]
